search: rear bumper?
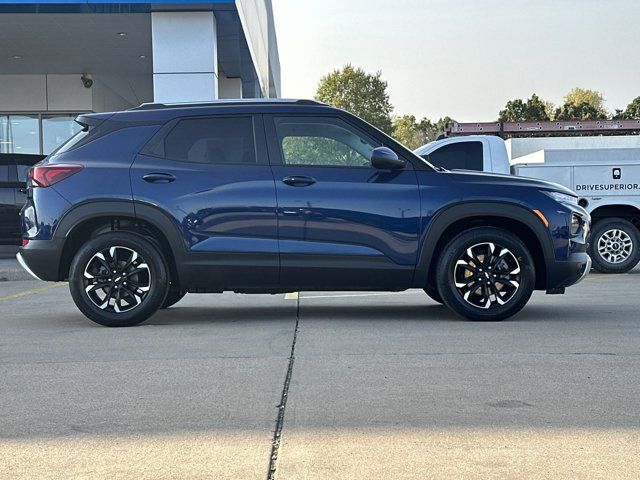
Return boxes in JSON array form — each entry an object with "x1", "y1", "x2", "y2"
[
  {"x1": 17, "y1": 238, "x2": 65, "y2": 281},
  {"x1": 546, "y1": 252, "x2": 591, "y2": 290}
]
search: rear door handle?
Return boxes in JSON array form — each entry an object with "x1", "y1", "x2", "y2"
[
  {"x1": 142, "y1": 172, "x2": 175, "y2": 184},
  {"x1": 282, "y1": 175, "x2": 316, "y2": 187}
]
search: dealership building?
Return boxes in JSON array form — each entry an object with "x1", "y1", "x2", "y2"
[{"x1": 0, "y1": 0, "x2": 280, "y2": 155}]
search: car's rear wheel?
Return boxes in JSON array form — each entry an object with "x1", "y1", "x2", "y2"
[
  {"x1": 436, "y1": 227, "x2": 535, "y2": 321},
  {"x1": 69, "y1": 232, "x2": 169, "y2": 327},
  {"x1": 588, "y1": 218, "x2": 640, "y2": 274}
]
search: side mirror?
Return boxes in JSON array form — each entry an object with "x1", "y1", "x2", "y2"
[{"x1": 371, "y1": 147, "x2": 405, "y2": 170}]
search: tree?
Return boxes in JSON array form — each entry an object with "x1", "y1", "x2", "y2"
[
  {"x1": 563, "y1": 87, "x2": 606, "y2": 112},
  {"x1": 554, "y1": 101, "x2": 603, "y2": 121},
  {"x1": 392, "y1": 115, "x2": 432, "y2": 149},
  {"x1": 391, "y1": 115, "x2": 456, "y2": 149},
  {"x1": 560, "y1": 87, "x2": 608, "y2": 118},
  {"x1": 624, "y1": 96, "x2": 640, "y2": 118},
  {"x1": 433, "y1": 116, "x2": 456, "y2": 137},
  {"x1": 499, "y1": 94, "x2": 551, "y2": 122},
  {"x1": 316, "y1": 64, "x2": 394, "y2": 133}
]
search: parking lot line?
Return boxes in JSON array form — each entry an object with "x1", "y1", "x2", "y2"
[{"x1": 0, "y1": 283, "x2": 66, "y2": 303}]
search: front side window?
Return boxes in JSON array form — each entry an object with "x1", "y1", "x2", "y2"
[
  {"x1": 428, "y1": 141, "x2": 484, "y2": 171},
  {"x1": 160, "y1": 116, "x2": 256, "y2": 164},
  {"x1": 274, "y1": 116, "x2": 379, "y2": 167}
]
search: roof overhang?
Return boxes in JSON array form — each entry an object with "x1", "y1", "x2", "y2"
[{"x1": 0, "y1": 1, "x2": 235, "y2": 14}]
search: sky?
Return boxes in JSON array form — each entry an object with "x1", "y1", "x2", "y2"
[{"x1": 271, "y1": 0, "x2": 640, "y2": 122}]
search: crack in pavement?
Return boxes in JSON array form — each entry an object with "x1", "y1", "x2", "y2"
[{"x1": 267, "y1": 294, "x2": 300, "y2": 480}]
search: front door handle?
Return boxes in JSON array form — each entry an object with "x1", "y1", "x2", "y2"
[
  {"x1": 142, "y1": 172, "x2": 175, "y2": 184},
  {"x1": 282, "y1": 175, "x2": 316, "y2": 187}
]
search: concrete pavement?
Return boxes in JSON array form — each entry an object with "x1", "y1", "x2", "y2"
[{"x1": 0, "y1": 264, "x2": 639, "y2": 479}]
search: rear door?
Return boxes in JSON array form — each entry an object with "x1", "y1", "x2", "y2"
[{"x1": 131, "y1": 114, "x2": 279, "y2": 289}]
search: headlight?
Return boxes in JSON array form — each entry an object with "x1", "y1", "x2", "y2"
[
  {"x1": 570, "y1": 214, "x2": 582, "y2": 236},
  {"x1": 542, "y1": 190, "x2": 578, "y2": 205}
]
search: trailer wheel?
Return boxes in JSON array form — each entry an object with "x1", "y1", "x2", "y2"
[{"x1": 588, "y1": 218, "x2": 640, "y2": 274}]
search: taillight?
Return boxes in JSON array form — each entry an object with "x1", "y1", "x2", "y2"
[{"x1": 29, "y1": 164, "x2": 83, "y2": 187}]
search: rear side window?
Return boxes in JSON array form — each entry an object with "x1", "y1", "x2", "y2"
[
  {"x1": 153, "y1": 116, "x2": 256, "y2": 164},
  {"x1": 428, "y1": 141, "x2": 483, "y2": 171}
]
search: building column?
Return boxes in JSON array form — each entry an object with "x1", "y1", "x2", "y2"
[{"x1": 151, "y1": 11, "x2": 218, "y2": 103}]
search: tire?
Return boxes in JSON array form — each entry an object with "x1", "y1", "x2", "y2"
[
  {"x1": 588, "y1": 218, "x2": 640, "y2": 274},
  {"x1": 423, "y1": 284, "x2": 443, "y2": 304},
  {"x1": 436, "y1": 227, "x2": 535, "y2": 321},
  {"x1": 161, "y1": 285, "x2": 186, "y2": 309},
  {"x1": 69, "y1": 232, "x2": 169, "y2": 327}
]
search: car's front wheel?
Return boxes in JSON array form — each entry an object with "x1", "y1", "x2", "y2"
[
  {"x1": 69, "y1": 232, "x2": 169, "y2": 327},
  {"x1": 436, "y1": 227, "x2": 535, "y2": 321}
]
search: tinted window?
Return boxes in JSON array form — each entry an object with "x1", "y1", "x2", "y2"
[
  {"x1": 161, "y1": 117, "x2": 256, "y2": 164},
  {"x1": 428, "y1": 141, "x2": 483, "y2": 171},
  {"x1": 274, "y1": 116, "x2": 379, "y2": 167}
]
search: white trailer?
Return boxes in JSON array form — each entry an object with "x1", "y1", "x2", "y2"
[{"x1": 415, "y1": 137, "x2": 640, "y2": 273}]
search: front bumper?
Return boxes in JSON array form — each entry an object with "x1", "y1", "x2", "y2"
[
  {"x1": 546, "y1": 252, "x2": 592, "y2": 291},
  {"x1": 17, "y1": 238, "x2": 65, "y2": 282}
]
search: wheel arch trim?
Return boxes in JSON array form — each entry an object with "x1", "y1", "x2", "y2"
[
  {"x1": 55, "y1": 199, "x2": 187, "y2": 281},
  {"x1": 414, "y1": 201, "x2": 555, "y2": 287}
]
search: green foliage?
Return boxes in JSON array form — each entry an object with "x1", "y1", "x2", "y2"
[
  {"x1": 281, "y1": 136, "x2": 369, "y2": 167},
  {"x1": 315, "y1": 64, "x2": 394, "y2": 134},
  {"x1": 433, "y1": 116, "x2": 456, "y2": 137},
  {"x1": 499, "y1": 94, "x2": 551, "y2": 122},
  {"x1": 613, "y1": 96, "x2": 640, "y2": 119},
  {"x1": 563, "y1": 87, "x2": 606, "y2": 112},
  {"x1": 391, "y1": 115, "x2": 430, "y2": 149},
  {"x1": 554, "y1": 101, "x2": 603, "y2": 121},
  {"x1": 556, "y1": 88, "x2": 608, "y2": 120},
  {"x1": 391, "y1": 115, "x2": 455, "y2": 149}
]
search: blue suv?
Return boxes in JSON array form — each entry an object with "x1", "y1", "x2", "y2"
[{"x1": 18, "y1": 100, "x2": 591, "y2": 326}]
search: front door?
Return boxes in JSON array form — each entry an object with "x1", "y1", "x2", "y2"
[
  {"x1": 265, "y1": 115, "x2": 421, "y2": 290},
  {"x1": 131, "y1": 114, "x2": 279, "y2": 290}
]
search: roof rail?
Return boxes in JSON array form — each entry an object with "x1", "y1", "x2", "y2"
[{"x1": 130, "y1": 99, "x2": 325, "y2": 111}]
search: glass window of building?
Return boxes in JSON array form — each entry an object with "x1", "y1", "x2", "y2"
[
  {"x1": 0, "y1": 115, "x2": 40, "y2": 154},
  {"x1": 42, "y1": 115, "x2": 83, "y2": 155}
]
